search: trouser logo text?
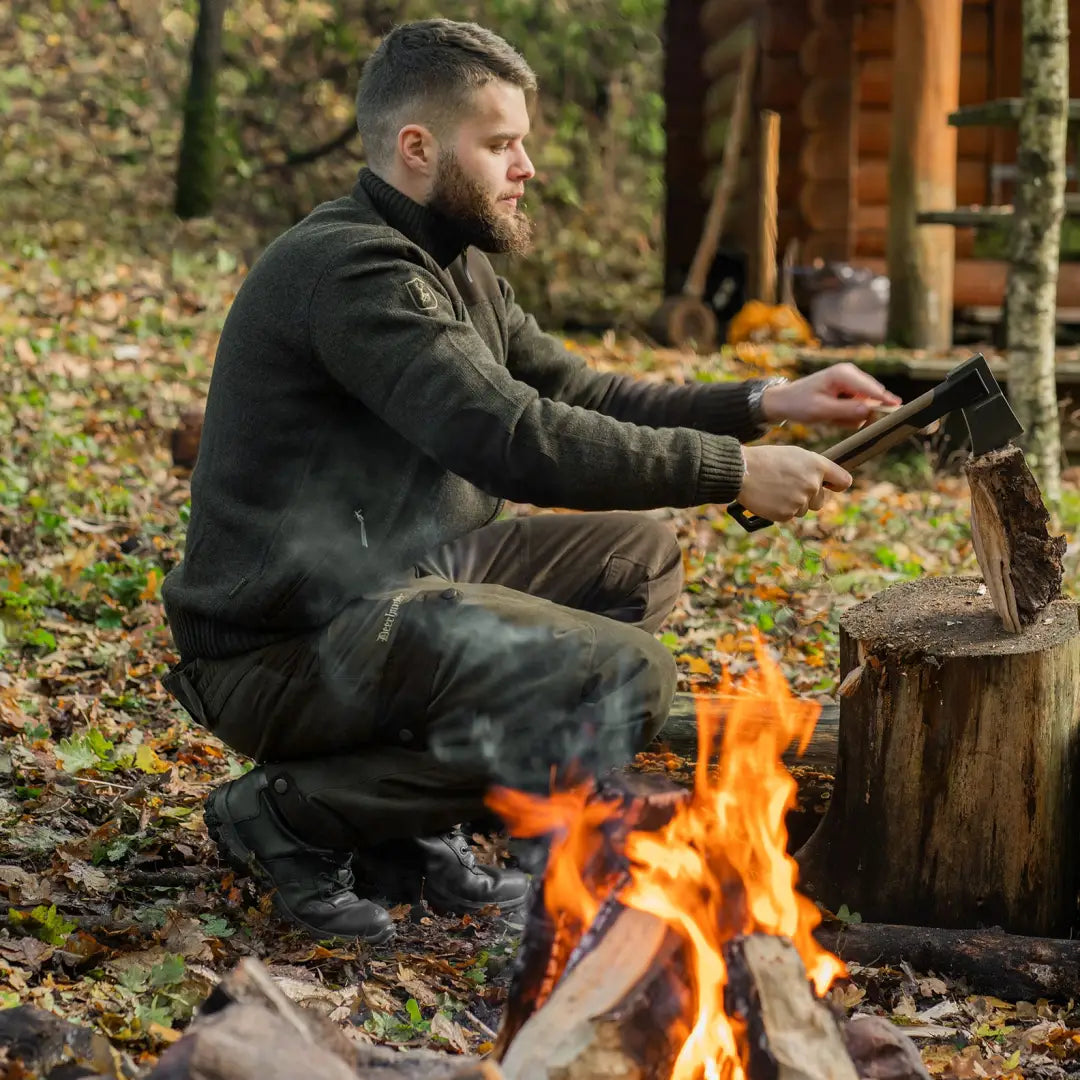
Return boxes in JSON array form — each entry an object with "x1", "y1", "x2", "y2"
[{"x1": 377, "y1": 593, "x2": 406, "y2": 642}]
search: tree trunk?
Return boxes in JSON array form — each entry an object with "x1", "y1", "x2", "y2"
[
  {"x1": 1005, "y1": 0, "x2": 1069, "y2": 503},
  {"x1": 885, "y1": 0, "x2": 962, "y2": 349},
  {"x1": 796, "y1": 577, "x2": 1080, "y2": 937},
  {"x1": 175, "y1": 0, "x2": 228, "y2": 219}
]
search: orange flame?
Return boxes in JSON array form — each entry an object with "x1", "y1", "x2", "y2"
[{"x1": 489, "y1": 635, "x2": 845, "y2": 1080}]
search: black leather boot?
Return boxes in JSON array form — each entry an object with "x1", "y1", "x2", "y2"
[
  {"x1": 415, "y1": 830, "x2": 530, "y2": 913},
  {"x1": 204, "y1": 768, "x2": 394, "y2": 944},
  {"x1": 353, "y1": 829, "x2": 531, "y2": 914}
]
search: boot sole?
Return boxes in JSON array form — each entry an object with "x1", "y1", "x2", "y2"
[
  {"x1": 205, "y1": 788, "x2": 395, "y2": 946},
  {"x1": 423, "y1": 884, "x2": 530, "y2": 915}
]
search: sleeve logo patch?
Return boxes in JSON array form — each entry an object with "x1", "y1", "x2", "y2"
[{"x1": 405, "y1": 276, "x2": 439, "y2": 312}]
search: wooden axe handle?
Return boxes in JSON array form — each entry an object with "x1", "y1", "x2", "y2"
[{"x1": 823, "y1": 386, "x2": 939, "y2": 468}]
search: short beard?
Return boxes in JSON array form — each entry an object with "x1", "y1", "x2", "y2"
[{"x1": 429, "y1": 151, "x2": 533, "y2": 256}]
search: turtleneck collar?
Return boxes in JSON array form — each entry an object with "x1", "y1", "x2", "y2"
[{"x1": 353, "y1": 168, "x2": 470, "y2": 269}]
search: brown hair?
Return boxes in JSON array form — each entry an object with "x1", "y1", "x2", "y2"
[{"x1": 355, "y1": 19, "x2": 537, "y2": 171}]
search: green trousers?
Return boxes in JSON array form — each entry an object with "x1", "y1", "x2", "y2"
[{"x1": 165, "y1": 512, "x2": 682, "y2": 846}]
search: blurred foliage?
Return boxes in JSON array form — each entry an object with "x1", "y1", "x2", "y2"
[{"x1": 1, "y1": 0, "x2": 666, "y2": 328}]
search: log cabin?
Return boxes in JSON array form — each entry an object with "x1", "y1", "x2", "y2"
[{"x1": 664, "y1": 0, "x2": 1080, "y2": 315}]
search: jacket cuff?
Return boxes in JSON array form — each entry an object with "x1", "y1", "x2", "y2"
[
  {"x1": 691, "y1": 382, "x2": 766, "y2": 443},
  {"x1": 696, "y1": 433, "x2": 747, "y2": 505}
]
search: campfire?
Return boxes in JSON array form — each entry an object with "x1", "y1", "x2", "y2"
[{"x1": 486, "y1": 639, "x2": 850, "y2": 1080}]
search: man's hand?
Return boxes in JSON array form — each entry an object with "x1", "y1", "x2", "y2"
[
  {"x1": 736, "y1": 445, "x2": 853, "y2": 522},
  {"x1": 760, "y1": 363, "x2": 901, "y2": 427}
]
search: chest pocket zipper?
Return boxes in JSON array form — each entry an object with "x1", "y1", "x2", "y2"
[{"x1": 354, "y1": 509, "x2": 368, "y2": 548}]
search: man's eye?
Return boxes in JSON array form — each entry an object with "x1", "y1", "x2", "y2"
[{"x1": 492, "y1": 143, "x2": 509, "y2": 153}]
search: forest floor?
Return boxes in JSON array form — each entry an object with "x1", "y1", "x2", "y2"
[
  {"x1": 3, "y1": 231, "x2": 1080, "y2": 1075},
  {"x1": 4, "y1": 2, "x2": 1080, "y2": 1073}
]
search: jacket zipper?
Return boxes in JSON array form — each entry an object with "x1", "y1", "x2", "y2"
[{"x1": 354, "y1": 509, "x2": 368, "y2": 548}]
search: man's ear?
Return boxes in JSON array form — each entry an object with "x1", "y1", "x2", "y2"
[{"x1": 398, "y1": 124, "x2": 437, "y2": 176}]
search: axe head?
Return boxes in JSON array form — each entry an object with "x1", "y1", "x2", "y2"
[{"x1": 949, "y1": 353, "x2": 1024, "y2": 455}]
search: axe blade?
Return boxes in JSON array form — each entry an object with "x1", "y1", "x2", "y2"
[{"x1": 957, "y1": 355, "x2": 1024, "y2": 455}]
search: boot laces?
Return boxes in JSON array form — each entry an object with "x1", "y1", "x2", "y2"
[
  {"x1": 316, "y1": 853, "x2": 356, "y2": 899},
  {"x1": 446, "y1": 830, "x2": 477, "y2": 867}
]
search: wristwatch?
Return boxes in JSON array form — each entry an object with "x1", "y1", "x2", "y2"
[{"x1": 746, "y1": 376, "x2": 789, "y2": 426}]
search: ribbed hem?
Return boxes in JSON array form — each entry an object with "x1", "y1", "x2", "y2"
[
  {"x1": 354, "y1": 168, "x2": 469, "y2": 268},
  {"x1": 696, "y1": 433, "x2": 747, "y2": 505},
  {"x1": 167, "y1": 606, "x2": 293, "y2": 662},
  {"x1": 691, "y1": 382, "x2": 765, "y2": 443}
]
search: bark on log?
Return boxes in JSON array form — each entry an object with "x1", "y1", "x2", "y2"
[
  {"x1": 965, "y1": 444, "x2": 1066, "y2": 632},
  {"x1": 815, "y1": 922, "x2": 1080, "y2": 1003},
  {"x1": 1005, "y1": 0, "x2": 1069, "y2": 503},
  {"x1": 797, "y1": 576, "x2": 1080, "y2": 937}
]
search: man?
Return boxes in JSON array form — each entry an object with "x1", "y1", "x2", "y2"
[{"x1": 160, "y1": 19, "x2": 898, "y2": 945}]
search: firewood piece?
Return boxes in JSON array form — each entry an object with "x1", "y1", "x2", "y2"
[
  {"x1": 146, "y1": 1003, "x2": 356, "y2": 1080},
  {"x1": 199, "y1": 957, "x2": 353, "y2": 1062},
  {"x1": 0, "y1": 1005, "x2": 124, "y2": 1078},
  {"x1": 815, "y1": 922, "x2": 1080, "y2": 1003},
  {"x1": 965, "y1": 445, "x2": 1065, "y2": 632},
  {"x1": 839, "y1": 1016, "x2": 931, "y2": 1080},
  {"x1": 494, "y1": 777, "x2": 687, "y2": 1057},
  {"x1": 654, "y1": 696, "x2": 839, "y2": 771},
  {"x1": 498, "y1": 905, "x2": 690, "y2": 1080},
  {"x1": 797, "y1": 577, "x2": 1080, "y2": 937},
  {"x1": 725, "y1": 934, "x2": 859, "y2": 1080}
]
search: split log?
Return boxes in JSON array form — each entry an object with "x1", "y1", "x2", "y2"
[
  {"x1": 815, "y1": 922, "x2": 1080, "y2": 1003},
  {"x1": 494, "y1": 777, "x2": 688, "y2": 1056},
  {"x1": 725, "y1": 935, "x2": 859, "y2": 1080},
  {"x1": 797, "y1": 576, "x2": 1080, "y2": 937},
  {"x1": 498, "y1": 905, "x2": 689, "y2": 1080},
  {"x1": 965, "y1": 444, "x2": 1066, "y2": 632}
]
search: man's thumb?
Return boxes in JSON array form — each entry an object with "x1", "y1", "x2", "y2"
[{"x1": 821, "y1": 458, "x2": 853, "y2": 491}]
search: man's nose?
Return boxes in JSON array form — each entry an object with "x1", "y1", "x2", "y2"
[{"x1": 512, "y1": 149, "x2": 535, "y2": 181}]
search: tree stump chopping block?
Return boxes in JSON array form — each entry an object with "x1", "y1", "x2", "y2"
[{"x1": 796, "y1": 576, "x2": 1080, "y2": 936}]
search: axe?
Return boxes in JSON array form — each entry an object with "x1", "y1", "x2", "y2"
[{"x1": 727, "y1": 352, "x2": 1024, "y2": 532}]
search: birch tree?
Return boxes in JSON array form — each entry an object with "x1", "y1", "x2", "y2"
[{"x1": 1006, "y1": 0, "x2": 1069, "y2": 502}]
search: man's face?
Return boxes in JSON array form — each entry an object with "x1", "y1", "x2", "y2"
[{"x1": 428, "y1": 81, "x2": 536, "y2": 255}]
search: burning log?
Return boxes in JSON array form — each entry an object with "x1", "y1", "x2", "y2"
[
  {"x1": 815, "y1": 921, "x2": 1080, "y2": 1003},
  {"x1": 497, "y1": 904, "x2": 689, "y2": 1080},
  {"x1": 964, "y1": 445, "x2": 1065, "y2": 632},
  {"x1": 796, "y1": 576, "x2": 1080, "y2": 937},
  {"x1": 499, "y1": 910, "x2": 863, "y2": 1080}
]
